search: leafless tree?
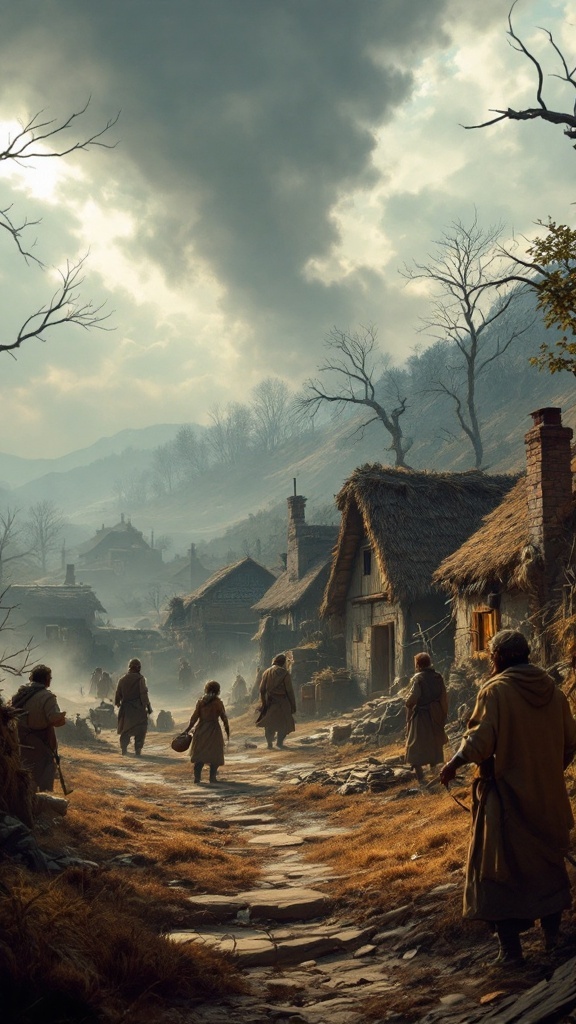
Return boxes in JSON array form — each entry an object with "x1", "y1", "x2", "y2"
[
  {"x1": 0, "y1": 508, "x2": 29, "y2": 586},
  {"x1": 0, "y1": 100, "x2": 118, "y2": 356},
  {"x1": 402, "y1": 216, "x2": 533, "y2": 469},
  {"x1": 207, "y1": 403, "x2": 254, "y2": 464},
  {"x1": 24, "y1": 500, "x2": 65, "y2": 575},
  {"x1": 300, "y1": 325, "x2": 413, "y2": 468},
  {"x1": 466, "y1": 3, "x2": 576, "y2": 147},
  {"x1": 250, "y1": 377, "x2": 293, "y2": 452},
  {"x1": 172, "y1": 425, "x2": 210, "y2": 480},
  {"x1": 0, "y1": 591, "x2": 34, "y2": 680}
]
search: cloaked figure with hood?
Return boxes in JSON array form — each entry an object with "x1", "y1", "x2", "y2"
[
  {"x1": 256, "y1": 653, "x2": 296, "y2": 750},
  {"x1": 441, "y1": 630, "x2": 576, "y2": 966}
]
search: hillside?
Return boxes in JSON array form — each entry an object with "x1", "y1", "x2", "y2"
[{"x1": 2, "y1": 304, "x2": 576, "y2": 563}]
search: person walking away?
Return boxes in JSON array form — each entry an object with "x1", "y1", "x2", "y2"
[
  {"x1": 230, "y1": 672, "x2": 248, "y2": 704},
  {"x1": 257, "y1": 654, "x2": 296, "y2": 750},
  {"x1": 89, "y1": 667, "x2": 102, "y2": 697},
  {"x1": 97, "y1": 670, "x2": 114, "y2": 700},
  {"x1": 115, "y1": 658, "x2": 152, "y2": 756},
  {"x1": 178, "y1": 658, "x2": 193, "y2": 691},
  {"x1": 440, "y1": 630, "x2": 576, "y2": 965},
  {"x1": 405, "y1": 652, "x2": 448, "y2": 783},
  {"x1": 11, "y1": 665, "x2": 66, "y2": 791},
  {"x1": 187, "y1": 680, "x2": 229, "y2": 784}
]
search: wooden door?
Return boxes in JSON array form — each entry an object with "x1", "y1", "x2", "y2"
[{"x1": 371, "y1": 623, "x2": 395, "y2": 694}]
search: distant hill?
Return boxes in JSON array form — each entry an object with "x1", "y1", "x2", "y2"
[
  {"x1": 0, "y1": 423, "x2": 199, "y2": 489},
  {"x1": 4, "y1": 295, "x2": 576, "y2": 566}
]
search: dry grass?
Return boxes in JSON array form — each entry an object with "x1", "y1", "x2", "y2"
[
  {"x1": 0, "y1": 739, "x2": 259, "y2": 1021},
  {"x1": 0, "y1": 866, "x2": 246, "y2": 1024}
]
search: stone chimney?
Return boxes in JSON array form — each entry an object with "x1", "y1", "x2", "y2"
[
  {"x1": 65, "y1": 563, "x2": 76, "y2": 586},
  {"x1": 525, "y1": 407, "x2": 573, "y2": 595},
  {"x1": 286, "y1": 495, "x2": 307, "y2": 581}
]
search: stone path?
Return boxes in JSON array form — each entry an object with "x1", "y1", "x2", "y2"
[{"x1": 113, "y1": 735, "x2": 576, "y2": 1024}]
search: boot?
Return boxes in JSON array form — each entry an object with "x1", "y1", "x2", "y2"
[
  {"x1": 209, "y1": 766, "x2": 218, "y2": 784},
  {"x1": 493, "y1": 923, "x2": 524, "y2": 965},
  {"x1": 414, "y1": 765, "x2": 425, "y2": 783},
  {"x1": 193, "y1": 762, "x2": 203, "y2": 785}
]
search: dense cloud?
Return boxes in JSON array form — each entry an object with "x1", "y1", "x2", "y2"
[
  {"x1": 0, "y1": 1, "x2": 573, "y2": 456},
  {"x1": 1, "y1": 1, "x2": 454, "y2": 360}
]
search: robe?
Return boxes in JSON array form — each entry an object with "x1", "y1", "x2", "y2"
[
  {"x1": 257, "y1": 665, "x2": 296, "y2": 737},
  {"x1": 405, "y1": 668, "x2": 448, "y2": 767},
  {"x1": 189, "y1": 695, "x2": 229, "y2": 766},
  {"x1": 457, "y1": 663, "x2": 576, "y2": 922}
]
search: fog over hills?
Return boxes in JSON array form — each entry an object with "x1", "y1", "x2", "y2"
[
  {"x1": 0, "y1": 424, "x2": 195, "y2": 489},
  {"x1": 2, "y1": 305, "x2": 576, "y2": 563}
]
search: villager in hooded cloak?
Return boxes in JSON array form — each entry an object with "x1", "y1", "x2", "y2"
[
  {"x1": 115, "y1": 658, "x2": 152, "y2": 756},
  {"x1": 188, "y1": 680, "x2": 230, "y2": 783},
  {"x1": 441, "y1": 630, "x2": 576, "y2": 965},
  {"x1": 257, "y1": 654, "x2": 296, "y2": 749},
  {"x1": 11, "y1": 664, "x2": 66, "y2": 792},
  {"x1": 405, "y1": 652, "x2": 448, "y2": 781}
]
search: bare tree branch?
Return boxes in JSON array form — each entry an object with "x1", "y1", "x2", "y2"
[
  {"x1": 0, "y1": 100, "x2": 118, "y2": 356},
  {"x1": 0, "y1": 255, "x2": 112, "y2": 356},
  {"x1": 0, "y1": 99, "x2": 120, "y2": 164},
  {"x1": 465, "y1": 5, "x2": 576, "y2": 143},
  {"x1": 300, "y1": 325, "x2": 412, "y2": 467},
  {"x1": 403, "y1": 215, "x2": 534, "y2": 468}
]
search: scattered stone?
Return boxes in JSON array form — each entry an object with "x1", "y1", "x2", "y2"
[
  {"x1": 244, "y1": 742, "x2": 258, "y2": 749},
  {"x1": 402, "y1": 948, "x2": 418, "y2": 960},
  {"x1": 439, "y1": 994, "x2": 467, "y2": 1006},
  {"x1": 479, "y1": 991, "x2": 507, "y2": 1005},
  {"x1": 353, "y1": 944, "x2": 376, "y2": 958}
]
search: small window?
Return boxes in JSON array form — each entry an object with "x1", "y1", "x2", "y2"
[
  {"x1": 471, "y1": 608, "x2": 500, "y2": 654},
  {"x1": 363, "y1": 549, "x2": 372, "y2": 576}
]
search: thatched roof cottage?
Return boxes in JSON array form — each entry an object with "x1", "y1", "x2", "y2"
[
  {"x1": 253, "y1": 494, "x2": 338, "y2": 667},
  {"x1": 321, "y1": 464, "x2": 514, "y2": 695},
  {"x1": 164, "y1": 556, "x2": 276, "y2": 668},
  {"x1": 434, "y1": 407, "x2": 574, "y2": 662}
]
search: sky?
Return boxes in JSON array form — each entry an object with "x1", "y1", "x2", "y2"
[{"x1": 1, "y1": 0, "x2": 575, "y2": 458}]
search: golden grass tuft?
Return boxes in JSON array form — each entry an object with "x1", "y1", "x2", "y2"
[{"x1": 0, "y1": 867, "x2": 246, "y2": 1022}]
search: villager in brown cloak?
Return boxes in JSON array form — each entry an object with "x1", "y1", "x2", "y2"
[
  {"x1": 187, "y1": 680, "x2": 230, "y2": 784},
  {"x1": 405, "y1": 652, "x2": 448, "y2": 782},
  {"x1": 441, "y1": 630, "x2": 576, "y2": 965},
  {"x1": 257, "y1": 654, "x2": 296, "y2": 750},
  {"x1": 115, "y1": 658, "x2": 152, "y2": 756},
  {"x1": 11, "y1": 665, "x2": 66, "y2": 792}
]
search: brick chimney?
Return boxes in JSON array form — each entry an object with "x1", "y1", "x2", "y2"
[
  {"x1": 286, "y1": 495, "x2": 307, "y2": 581},
  {"x1": 65, "y1": 563, "x2": 76, "y2": 586},
  {"x1": 525, "y1": 407, "x2": 573, "y2": 595}
]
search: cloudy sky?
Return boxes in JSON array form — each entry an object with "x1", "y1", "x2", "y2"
[{"x1": 1, "y1": 0, "x2": 574, "y2": 458}]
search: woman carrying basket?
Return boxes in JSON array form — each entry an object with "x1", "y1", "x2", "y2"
[{"x1": 187, "y1": 680, "x2": 230, "y2": 784}]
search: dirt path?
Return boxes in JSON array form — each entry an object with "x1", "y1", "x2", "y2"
[{"x1": 96, "y1": 726, "x2": 576, "y2": 1024}]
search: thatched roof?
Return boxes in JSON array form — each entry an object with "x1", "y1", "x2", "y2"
[
  {"x1": 6, "y1": 585, "x2": 106, "y2": 619},
  {"x1": 179, "y1": 556, "x2": 276, "y2": 609},
  {"x1": 321, "y1": 464, "x2": 515, "y2": 615},
  {"x1": 433, "y1": 467, "x2": 575, "y2": 597},
  {"x1": 253, "y1": 558, "x2": 331, "y2": 614}
]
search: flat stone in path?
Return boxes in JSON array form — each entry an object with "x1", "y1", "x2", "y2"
[
  {"x1": 187, "y1": 886, "x2": 331, "y2": 922},
  {"x1": 239, "y1": 886, "x2": 332, "y2": 921},
  {"x1": 248, "y1": 832, "x2": 304, "y2": 847},
  {"x1": 169, "y1": 922, "x2": 375, "y2": 968}
]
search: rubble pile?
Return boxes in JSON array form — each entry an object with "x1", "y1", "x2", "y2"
[
  {"x1": 325, "y1": 693, "x2": 407, "y2": 745},
  {"x1": 292, "y1": 755, "x2": 415, "y2": 795}
]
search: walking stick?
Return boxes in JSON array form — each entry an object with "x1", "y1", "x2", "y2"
[{"x1": 53, "y1": 751, "x2": 74, "y2": 796}]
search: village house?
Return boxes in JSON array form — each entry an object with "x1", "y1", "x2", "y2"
[
  {"x1": 164, "y1": 556, "x2": 276, "y2": 669},
  {"x1": 252, "y1": 493, "x2": 338, "y2": 668},
  {"x1": 77, "y1": 514, "x2": 162, "y2": 577},
  {"x1": 5, "y1": 570, "x2": 106, "y2": 666},
  {"x1": 321, "y1": 464, "x2": 514, "y2": 695},
  {"x1": 433, "y1": 407, "x2": 574, "y2": 663}
]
